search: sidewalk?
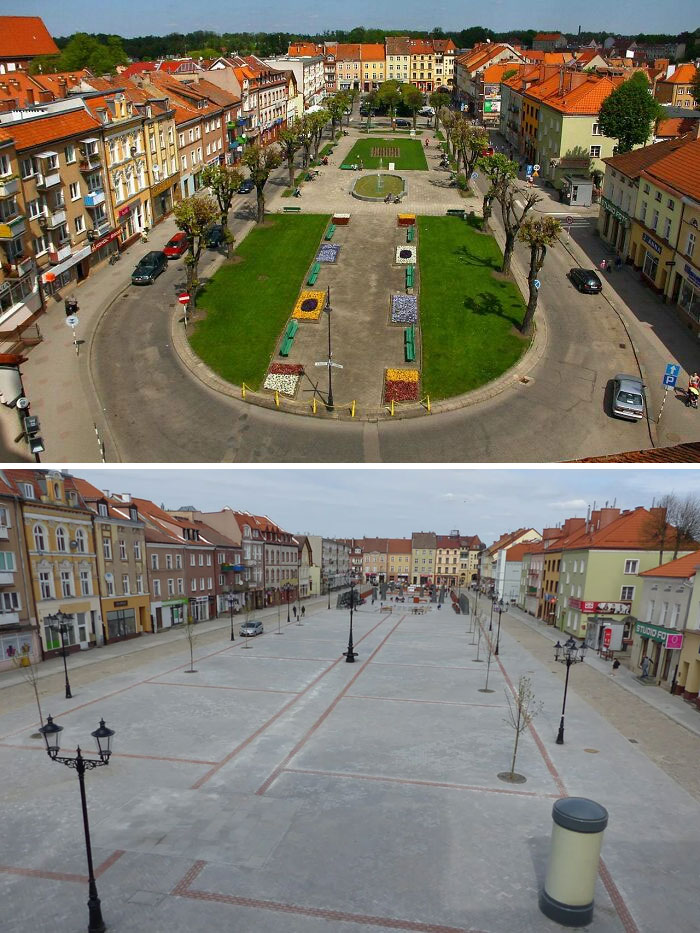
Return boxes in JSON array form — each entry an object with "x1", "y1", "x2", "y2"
[{"x1": 503, "y1": 602, "x2": 700, "y2": 739}]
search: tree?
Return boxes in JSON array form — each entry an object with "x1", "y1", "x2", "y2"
[
  {"x1": 494, "y1": 181, "x2": 541, "y2": 275},
  {"x1": 517, "y1": 217, "x2": 561, "y2": 334},
  {"x1": 502, "y1": 675, "x2": 541, "y2": 781},
  {"x1": 362, "y1": 89, "x2": 379, "y2": 129},
  {"x1": 429, "y1": 90, "x2": 451, "y2": 129},
  {"x1": 377, "y1": 80, "x2": 402, "y2": 126},
  {"x1": 11, "y1": 642, "x2": 44, "y2": 728},
  {"x1": 691, "y1": 69, "x2": 700, "y2": 109},
  {"x1": 439, "y1": 107, "x2": 456, "y2": 158},
  {"x1": 644, "y1": 494, "x2": 700, "y2": 561},
  {"x1": 325, "y1": 93, "x2": 347, "y2": 140},
  {"x1": 345, "y1": 87, "x2": 360, "y2": 124},
  {"x1": 278, "y1": 126, "x2": 303, "y2": 187},
  {"x1": 309, "y1": 110, "x2": 328, "y2": 158},
  {"x1": 242, "y1": 142, "x2": 283, "y2": 223},
  {"x1": 200, "y1": 163, "x2": 244, "y2": 227},
  {"x1": 173, "y1": 194, "x2": 219, "y2": 319},
  {"x1": 297, "y1": 114, "x2": 315, "y2": 168},
  {"x1": 452, "y1": 120, "x2": 489, "y2": 179},
  {"x1": 401, "y1": 83, "x2": 424, "y2": 129},
  {"x1": 598, "y1": 73, "x2": 664, "y2": 154},
  {"x1": 476, "y1": 152, "x2": 517, "y2": 227}
]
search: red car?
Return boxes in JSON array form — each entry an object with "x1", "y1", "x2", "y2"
[
  {"x1": 481, "y1": 146, "x2": 495, "y2": 157},
  {"x1": 163, "y1": 232, "x2": 189, "y2": 259}
]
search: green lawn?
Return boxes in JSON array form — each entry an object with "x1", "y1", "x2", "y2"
[
  {"x1": 418, "y1": 216, "x2": 528, "y2": 399},
  {"x1": 189, "y1": 213, "x2": 330, "y2": 388},
  {"x1": 341, "y1": 137, "x2": 428, "y2": 170}
]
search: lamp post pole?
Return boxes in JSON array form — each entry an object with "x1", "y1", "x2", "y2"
[
  {"x1": 47, "y1": 611, "x2": 73, "y2": 699},
  {"x1": 296, "y1": 555, "x2": 303, "y2": 624},
  {"x1": 284, "y1": 584, "x2": 292, "y2": 625},
  {"x1": 39, "y1": 715, "x2": 115, "y2": 933},
  {"x1": 227, "y1": 593, "x2": 236, "y2": 641},
  {"x1": 495, "y1": 601, "x2": 504, "y2": 656},
  {"x1": 325, "y1": 287, "x2": 334, "y2": 412},
  {"x1": 275, "y1": 586, "x2": 283, "y2": 634},
  {"x1": 554, "y1": 638, "x2": 587, "y2": 744},
  {"x1": 489, "y1": 595, "x2": 495, "y2": 632},
  {"x1": 343, "y1": 574, "x2": 358, "y2": 662}
]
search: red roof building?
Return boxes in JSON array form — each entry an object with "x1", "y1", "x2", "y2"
[{"x1": 0, "y1": 16, "x2": 59, "y2": 71}]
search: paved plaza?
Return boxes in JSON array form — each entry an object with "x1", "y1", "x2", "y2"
[{"x1": 1, "y1": 598, "x2": 698, "y2": 932}]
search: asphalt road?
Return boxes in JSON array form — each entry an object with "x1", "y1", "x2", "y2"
[{"x1": 90, "y1": 135, "x2": 693, "y2": 463}]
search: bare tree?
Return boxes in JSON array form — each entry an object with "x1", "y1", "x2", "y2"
[
  {"x1": 495, "y1": 182, "x2": 541, "y2": 275},
  {"x1": 645, "y1": 494, "x2": 700, "y2": 561},
  {"x1": 502, "y1": 675, "x2": 541, "y2": 781},
  {"x1": 242, "y1": 143, "x2": 283, "y2": 223},
  {"x1": 184, "y1": 614, "x2": 197, "y2": 672},
  {"x1": 12, "y1": 641, "x2": 44, "y2": 727},
  {"x1": 451, "y1": 120, "x2": 489, "y2": 179}
]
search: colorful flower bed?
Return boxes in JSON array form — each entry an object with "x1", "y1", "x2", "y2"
[
  {"x1": 317, "y1": 244, "x2": 340, "y2": 263},
  {"x1": 391, "y1": 294, "x2": 418, "y2": 324},
  {"x1": 263, "y1": 372, "x2": 301, "y2": 396},
  {"x1": 269, "y1": 363, "x2": 304, "y2": 375},
  {"x1": 395, "y1": 245, "x2": 416, "y2": 264},
  {"x1": 385, "y1": 367, "x2": 420, "y2": 402},
  {"x1": 292, "y1": 290, "x2": 325, "y2": 320}
]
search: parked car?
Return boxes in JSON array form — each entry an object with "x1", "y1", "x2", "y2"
[
  {"x1": 569, "y1": 267, "x2": 602, "y2": 294},
  {"x1": 238, "y1": 178, "x2": 254, "y2": 194},
  {"x1": 611, "y1": 374, "x2": 645, "y2": 421},
  {"x1": 395, "y1": 118, "x2": 411, "y2": 128},
  {"x1": 163, "y1": 232, "x2": 189, "y2": 259},
  {"x1": 131, "y1": 251, "x2": 167, "y2": 285},
  {"x1": 480, "y1": 146, "x2": 495, "y2": 157},
  {"x1": 205, "y1": 224, "x2": 225, "y2": 248},
  {"x1": 240, "y1": 619, "x2": 263, "y2": 637},
  {"x1": 419, "y1": 106, "x2": 435, "y2": 116}
]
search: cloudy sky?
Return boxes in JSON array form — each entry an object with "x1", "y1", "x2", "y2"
[
  {"x1": 18, "y1": 0, "x2": 697, "y2": 39},
  {"x1": 74, "y1": 467, "x2": 700, "y2": 543}
]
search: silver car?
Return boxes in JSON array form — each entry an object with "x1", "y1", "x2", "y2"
[
  {"x1": 612, "y1": 374, "x2": 645, "y2": 420},
  {"x1": 240, "y1": 619, "x2": 263, "y2": 637}
]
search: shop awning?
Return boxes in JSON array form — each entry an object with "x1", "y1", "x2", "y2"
[{"x1": 40, "y1": 244, "x2": 92, "y2": 284}]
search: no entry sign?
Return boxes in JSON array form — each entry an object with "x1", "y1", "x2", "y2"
[{"x1": 178, "y1": 294, "x2": 190, "y2": 305}]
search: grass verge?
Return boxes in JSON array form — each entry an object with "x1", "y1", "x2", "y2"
[
  {"x1": 417, "y1": 216, "x2": 527, "y2": 399},
  {"x1": 190, "y1": 213, "x2": 330, "y2": 388},
  {"x1": 341, "y1": 137, "x2": 428, "y2": 170}
]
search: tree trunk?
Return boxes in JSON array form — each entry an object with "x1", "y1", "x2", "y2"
[
  {"x1": 502, "y1": 230, "x2": 515, "y2": 274},
  {"x1": 412, "y1": 113, "x2": 417, "y2": 130},
  {"x1": 510, "y1": 725, "x2": 520, "y2": 776},
  {"x1": 521, "y1": 283, "x2": 539, "y2": 335},
  {"x1": 482, "y1": 194, "x2": 492, "y2": 228},
  {"x1": 287, "y1": 156, "x2": 295, "y2": 188},
  {"x1": 256, "y1": 189, "x2": 265, "y2": 223}
]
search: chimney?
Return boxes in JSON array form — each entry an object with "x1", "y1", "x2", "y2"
[
  {"x1": 39, "y1": 89, "x2": 52, "y2": 102},
  {"x1": 598, "y1": 507, "x2": 621, "y2": 529},
  {"x1": 58, "y1": 77, "x2": 67, "y2": 98},
  {"x1": 26, "y1": 87, "x2": 34, "y2": 105},
  {"x1": 649, "y1": 506, "x2": 667, "y2": 523}
]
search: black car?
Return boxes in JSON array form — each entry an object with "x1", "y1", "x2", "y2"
[
  {"x1": 395, "y1": 118, "x2": 411, "y2": 128},
  {"x1": 205, "y1": 224, "x2": 225, "y2": 249},
  {"x1": 569, "y1": 267, "x2": 602, "y2": 294},
  {"x1": 238, "y1": 178, "x2": 254, "y2": 194},
  {"x1": 131, "y1": 250, "x2": 167, "y2": 285}
]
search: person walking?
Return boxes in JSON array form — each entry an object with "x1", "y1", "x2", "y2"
[
  {"x1": 614, "y1": 253, "x2": 622, "y2": 271},
  {"x1": 293, "y1": 605, "x2": 297, "y2": 620},
  {"x1": 611, "y1": 658, "x2": 621, "y2": 676},
  {"x1": 301, "y1": 606, "x2": 305, "y2": 618},
  {"x1": 599, "y1": 259, "x2": 608, "y2": 273},
  {"x1": 641, "y1": 655, "x2": 651, "y2": 678}
]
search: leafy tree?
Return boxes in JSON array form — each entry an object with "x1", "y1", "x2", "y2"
[
  {"x1": 187, "y1": 47, "x2": 223, "y2": 60},
  {"x1": 297, "y1": 114, "x2": 315, "y2": 168},
  {"x1": 476, "y1": 153, "x2": 517, "y2": 228},
  {"x1": 518, "y1": 217, "x2": 561, "y2": 334},
  {"x1": 429, "y1": 90, "x2": 451, "y2": 128},
  {"x1": 362, "y1": 89, "x2": 379, "y2": 129},
  {"x1": 377, "y1": 79, "x2": 402, "y2": 126},
  {"x1": 242, "y1": 142, "x2": 283, "y2": 222},
  {"x1": 439, "y1": 107, "x2": 456, "y2": 158},
  {"x1": 309, "y1": 110, "x2": 329, "y2": 157},
  {"x1": 452, "y1": 120, "x2": 489, "y2": 179},
  {"x1": 494, "y1": 181, "x2": 541, "y2": 275},
  {"x1": 200, "y1": 163, "x2": 243, "y2": 227},
  {"x1": 345, "y1": 87, "x2": 360, "y2": 124},
  {"x1": 278, "y1": 126, "x2": 303, "y2": 187},
  {"x1": 598, "y1": 73, "x2": 664, "y2": 154},
  {"x1": 28, "y1": 55, "x2": 62, "y2": 75},
  {"x1": 172, "y1": 194, "x2": 220, "y2": 320},
  {"x1": 401, "y1": 82, "x2": 424, "y2": 129},
  {"x1": 325, "y1": 93, "x2": 347, "y2": 140}
]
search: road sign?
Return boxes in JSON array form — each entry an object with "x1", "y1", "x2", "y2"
[
  {"x1": 533, "y1": 164, "x2": 540, "y2": 172},
  {"x1": 314, "y1": 361, "x2": 343, "y2": 369},
  {"x1": 178, "y1": 294, "x2": 190, "y2": 305},
  {"x1": 665, "y1": 363, "x2": 681, "y2": 378},
  {"x1": 566, "y1": 215, "x2": 573, "y2": 225},
  {"x1": 663, "y1": 374, "x2": 678, "y2": 388},
  {"x1": 471, "y1": 172, "x2": 478, "y2": 179},
  {"x1": 65, "y1": 315, "x2": 79, "y2": 327},
  {"x1": 533, "y1": 279, "x2": 541, "y2": 290}
]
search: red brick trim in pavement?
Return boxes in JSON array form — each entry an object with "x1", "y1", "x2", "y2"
[
  {"x1": 150, "y1": 680, "x2": 299, "y2": 695},
  {"x1": 0, "y1": 850, "x2": 125, "y2": 885},
  {"x1": 171, "y1": 858, "x2": 486, "y2": 933},
  {"x1": 346, "y1": 694, "x2": 509, "y2": 709},
  {"x1": 255, "y1": 616, "x2": 406, "y2": 796},
  {"x1": 192, "y1": 613, "x2": 393, "y2": 790}
]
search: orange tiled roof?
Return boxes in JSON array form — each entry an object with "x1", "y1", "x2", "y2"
[
  {"x1": 560, "y1": 507, "x2": 687, "y2": 552},
  {"x1": 534, "y1": 32, "x2": 564, "y2": 41},
  {"x1": 31, "y1": 70, "x2": 90, "y2": 94},
  {"x1": 525, "y1": 71, "x2": 620, "y2": 115},
  {"x1": 574, "y1": 442, "x2": 700, "y2": 462},
  {"x1": 361, "y1": 44, "x2": 385, "y2": 61},
  {"x1": 505, "y1": 541, "x2": 541, "y2": 561},
  {"x1": 335, "y1": 44, "x2": 362, "y2": 61},
  {"x1": 640, "y1": 549, "x2": 700, "y2": 578},
  {"x1": 120, "y1": 62, "x2": 157, "y2": 78},
  {"x1": 0, "y1": 16, "x2": 59, "y2": 59},
  {"x1": 362, "y1": 537, "x2": 388, "y2": 552},
  {"x1": 603, "y1": 133, "x2": 692, "y2": 176},
  {"x1": 387, "y1": 538, "x2": 413, "y2": 554},
  {"x1": 659, "y1": 63, "x2": 698, "y2": 85},
  {"x1": 2, "y1": 108, "x2": 102, "y2": 151},
  {"x1": 641, "y1": 136, "x2": 700, "y2": 203},
  {"x1": 482, "y1": 62, "x2": 523, "y2": 82}
]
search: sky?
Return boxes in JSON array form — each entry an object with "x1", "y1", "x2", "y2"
[
  {"x1": 74, "y1": 467, "x2": 700, "y2": 543},
  {"x1": 7, "y1": 0, "x2": 697, "y2": 39}
]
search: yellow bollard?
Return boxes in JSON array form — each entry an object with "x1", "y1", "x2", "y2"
[
  {"x1": 312, "y1": 397, "x2": 317, "y2": 414},
  {"x1": 391, "y1": 399, "x2": 395, "y2": 416},
  {"x1": 351, "y1": 400, "x2": 356, "y2": 418},
  {"x1": 275, "y1": 390, "x2": 280, "y2": 407},
  {"x1": 427, "y1": 394, "x2": 431, "y2": 413},
  {"x1": 241, "y1": 383, "x2": 247, "y2": 400}
]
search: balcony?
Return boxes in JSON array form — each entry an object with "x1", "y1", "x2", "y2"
[
  {"x1": 0, "y1": 526, "x2": 8, "y2": 539},
  {"x1": 0, "y1": 611, "x2": 20, "y2": 626},
  {"x1": 78, "y1": 151, "x2": 101, "y2": 172},
  {"x1": 35, "y1": 171, "x2": 62, "y2": 190},
  {"x1": 2, "y1": 255, "x2": 33, "y2": 279},
  {"x1": 0, "y1": 213, "x2": 25, "y2": 239},
  {"x1": 0, "y1": 175, "x2": 19, "y2": 198},
  {"x1": 46, "y1": 207, "x2": 66, "y2": 228},
  {"x1": 48, "y1": 243, "x2": 72, "y2": 264},
  {"x1": 84, "y1": 189, "x2": 105, "y2": 208}
]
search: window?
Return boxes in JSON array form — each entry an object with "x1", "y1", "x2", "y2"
[
  {"x1": 687, "y1": 232, "x2": 696, "y2": 258},
  {"x1": 643, "y1": 183, "x2": 650, "y2": 194},
  {"x1": 191, "y1": 578, "x2": 197, "y2": 592},
  {"x1": 643, "y1": 250, "x2": 659, "y2": 281},
  {"x1": 0, "y1": 591, "x2": 20, "y2": 613},
  {"x1": 664, "y1": 217, "x2": 672, "y2": 241},
  {"x1": 133, "y1": 540, "x2": 141, "y2": 560},
  {"x1": 200, "y1": 577, "x2": 205, "y2": 589},
  {"x1": 119, "y1": 539, "x2": 126, "y2": 560},
  {"x1": 206, "y1": 554, "x2": 212, "y2": 566},
  {"x1": 670, "y1": 603, "x2": 680, "y2": 628},
  {"x1": 175, "y1": 554, "x2": 182, "y2": 569},
  {"x1": 166, "y1": 554, "x2": 173, "y2": 569},
  {"x1": 177, "y1": 577, "x2": 184, "y2": 594},
  {"x1": 33, "y1": 524, "x2": 46, "y2": 551},
  {"x1": 151, "y1": 553, "x2": 159, "y2": 570},
  {"x1": 655, "y1": 191, "x2": 662, "y2": 202},
  {"x1": 60, "y1": 570, "x2": 74, "y2": 598},
  {"x1": 20, "y1": 157, "x2": 36, "y2": 179},
  {"x1": 667, "y1": 199, "x2": 674, "y2": 210},
  {"x1": 74, "y1": 215, "x2": 85, "y2": 234},
  {"x1": 73, "y1": 528, "x2": 86, "y2": 553},
  {"x1": 34, "y1": 233, "x2": 50, "y2": 255},
  {"x1": 153, "y1": 579, "x2": 161, "y2": 596},
  {"x1": 621, "y1": 585, "x2": 635, "y2": 600},
  {"x1": 167, "y1": 578, "x2": 174, "y2": 596},
  {"x1": 69, "y1": 181, "x2": 80, "y2": 200},
  {"x1": 190, "y1": 554, "x2": 195, "y2": 566},
  {"x1": 55, "y1": 526, "x2": 67, "y2": 551},
  {"x1": 122, "y1": 574, "x2": 130, "y2": 594},
  {"x1": 651, "y1": 210, "x2": 659, "y2": 231},
  {"x1": 98, "y1": 502, "x2": 108, "y2": 517},
  {"x1": 646, "y1": 599, "x2": 655, "y2": 622},
  {"x1": 136, "y1": 573, "x2": 144, "y2": 594},
  {"x1": 103, "y1": 537, "x2": 112, "y2": 560},
  {"x1": 660, "y1": 601, "x2": 668, "y2": 625},
  {"x1": 624, "y1": 559, "x2": 639, "y2": 574},
  {"x1": 207, "y1": 577, "x2": 212, "y2": 589},
  {"x1": 65, "y1": 144, "x2": 76, "y2": 163},
  {"x1": 199, "y1": 554, "x2": 204, "y2": 566},
  {"x1": 39, "y1": 571, "x2": 53, "y2": 599},
  {"x1": 0, "y1": 551, "x2": 15, "y2": 571}
]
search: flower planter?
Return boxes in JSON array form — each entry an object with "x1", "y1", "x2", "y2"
[
  {"x1": 316, "y1": 244, "x2": 340, "y2": 263},
  {"x1": 395, "y1": 246, "x2": 416, "y2": 264},
  {"x1": 263, "y1": 372, "x2": 301, "y2": 396},
  {"x1": 293, "y1": 291, "x2": 325, "y2": 321},
  {"x1": 384, "y1": 367, "x2": 419, "y2": 402},
  {"x1": 390, "y1": 294, "x2": 418, "y2": 324}
]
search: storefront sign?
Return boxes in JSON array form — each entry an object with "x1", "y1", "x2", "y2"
[
  {"x1": 114, "y1": 599, "x2": 128, "y2": 607},
  {"x1": 642, "y1": 232, "x2": 662, "y2": 255},
  {"x1": 117, "y1": 206, "x2": 131, "y2": 218},
  {"x1": 635, "y1": 621, "x2": 683, "y2": 649},
  {"x1": 665, "y1": 632, "x2": 684, "y2": 650},
  {"x1": 601, "y1": 196, "x2": 630, "y2": 226},
  {"x1": 150, "y1": 175, "x2": 179, "y2": 197},
  {"x1": 91, "y1": 229, "x2": 119, "y2": 252},
  {"x1": 684, "y1": 263, "x2": 700, "y2": 289},
  {"x1": 569, "y1": 598, "x2": 632, "y2": 614}
]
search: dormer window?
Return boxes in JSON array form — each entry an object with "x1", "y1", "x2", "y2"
[
  {"x1": 21, "y1": 483, "x2": 34, "y2": 498},
  {"x1": 130, "y1": 507, "x2": 138, "y2": 521},
  {"x1": 98, "y1": 502, "x2": 108, "y2": 517}
]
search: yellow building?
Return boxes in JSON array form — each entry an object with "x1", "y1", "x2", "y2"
[
  {"x1": 387, "y1": 538, "x2": 412, "y2": 582},
  {"x1": 385, "y1": 37, "x2": 411, "y2": 85},
  {"x1": 411, "y1": 531, "x2": 437, "y2": 584},
  {"x1": 361, "y1": 44, "x2": 385, "y2": 92},
  {"x1": 435, "y1": 535, "x2": 461, "y2": 585},
  {"x1": 654, "y1": 63, "x2": 699, "y2": 109},
  {"x1": 335, "y1": 44, "x2": 362, "y2": 91},
  {"x1": 361, "y1": 537, "x2": 388, "y2": 582}
]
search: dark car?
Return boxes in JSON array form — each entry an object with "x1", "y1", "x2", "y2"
[
  {"x1": 205, "y1": 224, "x2": 225, "y2": 249},
  {"x1": 162, "y1": 232, "x2": 189, "y2": 259},
  {"x1": 569, "y1": 267, "x2": 602, "y2": 294},
  {"x1": 131, "y1": 250, "x2": 167, "y2": 285},
  {"x1": 395, "y1": 118, "x2": 411, "y2": 128},
  {"x1": 238, "y1": 178, "x2": 254, "y2": 194},
  {"x1": 240, "y1": 619, "x2": 263, "y2": 637}
]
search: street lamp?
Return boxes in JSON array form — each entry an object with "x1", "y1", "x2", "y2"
[
  {"x1": 282, "y1": 582, "x2": 293, "y2": 625},
  {"x1": 553, "y1": 637, "x2": 587, "y2": 745},
  {"x1": 275, "y1": 586, "x2": 283, "y2": 635},
  {"x1": 46, "y1": 610, "x2": 73, "y2": 699},
  {"x1": 39, "y1": 715, "x2": 115, "y2": 933},
  {"x1": 343, "y1": 573, "x2": 358, "y2": 663},
  {"x1": 226, "y1": 592, "x2": 236, "y2": 641},
  {"x1": 489, "y1": 593, "x2": 497, "y2": 631},
  {"x1": 494, "y1": 600, "x2": 505, "y2": 656},
  {"x1": 324, "y1": 287, "x2": 334, "y2": 412}
]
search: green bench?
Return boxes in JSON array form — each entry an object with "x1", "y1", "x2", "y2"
[
  {"x1": 283, "y1": 206, "x2": 301, "y2": 212},
  {"x1": 279, "y1": 320, "x2": 299, "y2": 357},
  {"x1": 404, "y1": 325, "x2": 416, "y2": 362},
  {"x1": 405, "y1": 265, "x2": 415, "y2": 289},
  {"x1": 307, "y1": 261, "x2": 321, "y2": 285},
  {"x1": 325, "y1": 224, "x2": 336, "y2": 240},
  {"x1": 446, "y1": 208, "x2": 466, "y2": 218},
  {"x1": 406, "y1": 226, "x2": 415, "y2": 243}
]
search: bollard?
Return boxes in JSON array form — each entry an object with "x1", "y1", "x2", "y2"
[{"x1": 539, "y1": 797, "x2": 608, "y2": 928}]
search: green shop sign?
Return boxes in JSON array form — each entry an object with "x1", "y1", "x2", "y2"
[
  {"x1": 601, "y1": 196, "x2": 630, "y2": 227},
  {"x1": 634, "y1": 621, "x2": 673, "y2": 643}
]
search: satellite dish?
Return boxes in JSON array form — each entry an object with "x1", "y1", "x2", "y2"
[{"x1": 16, "y1": 397, "x2": 30, "y2": 410}]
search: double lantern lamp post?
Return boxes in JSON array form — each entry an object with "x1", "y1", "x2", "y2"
[
  {"x1": 343, "y1": 574, "x2": 358, "y2": 663},
  {"x1": 553, "y1": 637, "x2": 587, "y2": 744}
]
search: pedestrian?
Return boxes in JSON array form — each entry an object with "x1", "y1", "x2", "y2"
[
  {"x1": 301, "y1": 605, "x2": 305, "y2": 618},
  {"x1": 599, "y1": 259, "x2": 608, "y2": 273},
  {"x1": 611, "y1": 658, "x2": 620, "y2": 676},
  {"x1": 293, "y1": 606, "x2": 297, "y2": 619},
  {"x1": 614, "y1": 253, "x2": 622, "y2": 271},
  {"x1": 641, "y1": 655, "x2": 651, "y2": 678}
]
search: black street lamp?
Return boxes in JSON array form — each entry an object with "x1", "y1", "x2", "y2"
[
  {"x1": 343, "y1": 573, "x2": 358, "y2": 662},
  {"x1": 494, "y1": 600, "x2": 505, "y2": 656},
  {"x1": 296, "y1": 554, "x2": 302, "y2": 624},
  {"x1": 46, "y1": 610, "x2": 73, "y2": 699},
  {"x1": 275, "y1": 586, "x2": 283, "y2": 634},
  {"x1": 489, "y1": 594, "x2": 496, "y2": 631},
  {"x1": 282, "y1": 582, "x2": 293, "y2": 625},
  {"x1": 226, "y1": 592, "x2": 236, "y2": 641},
  {"x1": 39, "y1": 715, "x2": 115, "y2": 933},
  {"x1": 324, "y1": 287, "x2": 334, "y2": 412},
  {"x1": 553, "y1": 637, "x2": 587, "y2": 745}
]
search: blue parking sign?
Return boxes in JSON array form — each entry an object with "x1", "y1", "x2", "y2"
[
  {"x1": 665, "y1": 363, "x2": 681, "y2": 378},
  {"x1": 663, "y1": 374, "x2": 678, "y2": 387}
]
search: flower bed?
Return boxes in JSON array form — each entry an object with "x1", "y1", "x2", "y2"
[
  {"x1": 293, "y1": 290, "x2": 325, "y2": 320},
  {"x1": 263, "y1": 372, "x2": 300, "y2": 396},
  {"x1": 269, "y1": 363, "x2": 304, "y2": 375},
  {"x1": 395, "y1": 245, "x2": 416, "y2": 264},
  {"x1": 384, "y1": 367, "x2": 420, "y2": 403},
  {"x1": 391, "y1": 294, "x2": 418, "y2": 324},
  {"x1": 317, "y1": 244, "x2": 340, "y2": 263}
]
